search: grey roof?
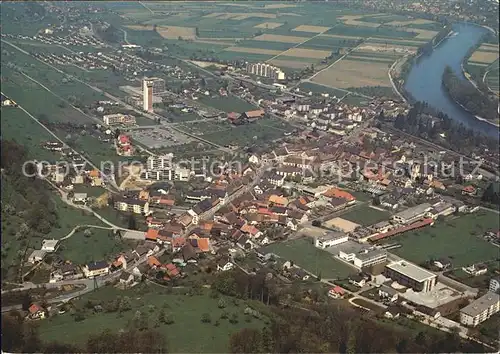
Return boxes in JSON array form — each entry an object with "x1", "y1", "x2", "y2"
[
  {"x1": 356, "y1": 249, "x2": 386, "y2": 262},
  {"x1": 317, "y1": 231, "x2": 347, "y2": 242},
  {"x1": 386, "y1": 260, "x2": 436, "y2": 282},
  {"x1": 460, "y1": 292, "x2": 500, "y2": 317},
  {"x1": 379, "y1": 284, "x2": 399, "y2": 296},
  {"x1": 392, "y1": 203, "x2": 432, "y2": 220}
]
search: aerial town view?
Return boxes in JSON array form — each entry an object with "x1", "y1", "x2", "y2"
[{"x1": 1, "y1": 0, "x2": 499, "y2": 353}]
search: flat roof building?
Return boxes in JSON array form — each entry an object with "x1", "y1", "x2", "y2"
[
  {"x1": 315, "y1": 231, "x2": 348, "y2": 249},
  {"x1": 460, "y1": 291, "x2": 500, "y2": 327},
  {"x1": 392, "y1": 203, "x2": 432, "y2": 224},
  {"x1": 354, "y1": 249, "x2": 387, "y2": 269},
  {"x1": 385, "y1": 260, "x2": 437, "y2": 292}
]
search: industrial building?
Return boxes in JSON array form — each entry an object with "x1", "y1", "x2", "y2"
[
  {"x1": 102, "y1": 113, "x2": 136, "y2": 126},
  {"x1": 391, "y1": 203, "x2": 432, "y2": 225},
  {"x1": 246, "y1": 62, "x2": 285, "y2": 80},
  {"x1": 385, "y1": 260, "x2": 437, "y2": 292},
  {"x1": 315, "y1": 231, "x2": 348, "y2": 249},
  {"x1": 353, "y1": 249, "x2": 387, "y2": 269},
  {"x1": 460, "y1": 291, "x2": 500, "y2": 327}
]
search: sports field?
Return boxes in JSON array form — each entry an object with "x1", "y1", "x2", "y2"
[
  {"x1": 380, "y1": 211, "x2": 500, "y2": 267},
  {"x1": 261, "y1": 238, "x2": 357, "y2": 279}
]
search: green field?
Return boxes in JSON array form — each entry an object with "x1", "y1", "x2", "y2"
[
  {"x1": 57, "y1": 228, "x2": 133, "y2": 265},
  {"x1": 260, "y1": 238, "x2": 356, "y2": 279},
  {"x1": 202, "y1": 117, "x2": 292, "y2": 147},
  {"x1": 381, "y1": 211, "x2": 500, "y2": 267},
  {"x1": 1, "y1": 108, "x2": 61, "y2": 161},
  {"x1": 38, "y1": 284, "x2": 267, "y2": 353},
  {"x1": 298, "y1": 82, "x2": 349, "y2": 97},
  {"x1": 340, "y1": 205, "x2": 391, "y2": 226},
  {"x1": 198, "y1": 96, "x2": 257, "y2": 113}
]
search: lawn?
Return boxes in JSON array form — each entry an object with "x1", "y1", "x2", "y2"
[
  {"x1": 48, "y1": 197, "x2": 107, "y2": 240},
  {"x1": 382, "y1": 210, "x2": 500, "y2": 267},
  {"x1": 260, "y1": 238, "x2": 357, "y2": 279},
  {"x1": 92, "y1": 206, "x2": 134, "y2": 229},
  {"x1": 38, "y1": 284, "x2": 268, "y2": 353},
  {"x1": 57, "y1": 228, "x2": 134, "y2": 265},
  {"x1": 340, "y1": 205, "x2": 391, "y2": 226}
]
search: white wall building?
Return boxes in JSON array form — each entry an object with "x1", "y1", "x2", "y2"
[
  {"x1": 460, "y1": 292, "x2": 500, "y2": 327},
  {"x1": 315, "y1": 232, "x2": 348, "y2": 249}
]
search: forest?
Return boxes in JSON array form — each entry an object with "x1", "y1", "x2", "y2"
[
  {"x1": 1, "y1": 140, "x2": 61, "y2": 281},
  {"x1": 441, "y1": 66, "x2": 498, "y2": 123}
]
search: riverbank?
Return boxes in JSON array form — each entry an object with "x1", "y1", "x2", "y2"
[{"x1": 403, "y1": 22, "x2": 497, "y2": 137}]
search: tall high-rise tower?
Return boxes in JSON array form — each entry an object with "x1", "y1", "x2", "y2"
[{"x1": 143, "y1": 79, "x2": 153, "y2": 112}]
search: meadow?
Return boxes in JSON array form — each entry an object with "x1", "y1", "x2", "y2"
[
  {"x1": 340, "y1": 205, "x2": 391, "y2": 226},
  {"x1": 261, "y1": 238, "x2": 356, "y2": 279},
  {"x1": 57, "y1": 228, "x2": 134, "y2": 265},
  {"x1": 38, "y1": 284, "x2": 268, "y2": 353},
  {"x1": 380, "y1": 211, "x2": 500, "y2": 267}
]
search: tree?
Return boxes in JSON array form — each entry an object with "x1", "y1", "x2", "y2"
[
  {"x1": 119, "y1": 296, "x2": 132, "y2": 312},
  {"x1": 312, "y1": 220, "x2": 322, "y2": 227},
  {"x1": 229, "y1": 328, "x2": 263, "y2": 353},
  {"x1": 229, "y1": 313, "x2": 239, "y2": 324},
  {"x1": 158, "y1": 309, "x2": 166, "y2": 324},
  {"x1": 201, "y1": 312, "x2": 211, "y2": 323},
  {"x1": 127, "y1": 214, "x2": 137, "y2": 230},
  {"x1": 217, "y1": 298, "x2": 226, "y2": 309},
  {"x1": 87, "y1": 328, "x2": 167, "y2": 353}
]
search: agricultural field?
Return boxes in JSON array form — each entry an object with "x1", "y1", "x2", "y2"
[
  {"x1": 379, "y1": 210, "x2": 500, "y2": 267},
  {"x1": 38, "y1": 285, "x2": 268, "y2": 353},
  {"x1": 261, "y1": 238, "x2": 356, "y2": 279},
  {"x1": 268, "y1": 58, "x2": 316, "y2": 69},
  {"x1": 468, "y1": 48, "x2": 499, "y2": 65},
  {"x1": 197, "y1": 96, "x2": 257, "y2": 112},
  {"x1": 298, "y1": 82, "x2": 349, "y2": 98},
  {"x1": 311, "y1": 59, "x2": 392, "y2": 89},
  {"x1": 254, "y1": 22, "x2": 283, "y2": 29},
  {"x1": 339, "y1": 205, "x2": 391, "y2": 226}
]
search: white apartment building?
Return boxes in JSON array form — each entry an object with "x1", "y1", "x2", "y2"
[
  {"x1": 147, "y1": 154, "x2": 174, "y2": 170},
  {"x1": 460, "y1": 292, "x2": 500, "y2": 327},
  {"x1": 246, "y1": 62, "x2": 285, "y2": 80},
  {"x1": 103, "y1": 113, "x2": 136, "y2": 126},
  {"x1": 143, "y1": 79, "x2": 154, "y2": 112}
]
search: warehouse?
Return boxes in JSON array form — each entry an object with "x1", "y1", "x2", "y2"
[{"x1": 391, "y1": 203, "x2": 432, "y2": 224}]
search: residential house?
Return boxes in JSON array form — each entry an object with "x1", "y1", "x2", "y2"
[
  {"x1": 73, "y1": 193, "x2": 88, "y2": 204},
  {"x1": 28, "y1": 250, "x2": 47, "y2": 264},
  {"x1": 114, "y1": 196, "x2": 150, "y2": 215},
  {"x1": 119, "y1": 272, "x2": 135, "y2": 286},
  {"x1": 28, "y1": 304, "x2": 46, "y2": 320},
  {"x1": 462, "y1": 185, "x2": 477, "y2": 196},
  {"x1": 349, "y1": 274, "x2": 367, "y2": 288},
  {"x1": 433, "y1": 258, "x2": 452, "y2": 271},
  {"x1": 41, "y1": 239, "x2": 59, "y2": 252},
  {"x1": 217, "y1": 257, "x2": 234, "y2": 272},
  {"x1": 182, "y1": 243, "x2": 198, "y2": 262},
  {"x1": 83, "y1": 261, "x2": 109, "y2": 278},
  {"x1": 328, "y1": 286, "x2": 345, "y2": 299},
  {"x1": 378, "y1": 284, "x2": 399, "y2": 302},
  {"x1": 384, "y1": 306, "x2": 401, "y2": 319}
]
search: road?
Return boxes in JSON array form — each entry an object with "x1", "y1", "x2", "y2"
[{"x1": 388, "y1": 55, "x2": 408, "y2": 102}]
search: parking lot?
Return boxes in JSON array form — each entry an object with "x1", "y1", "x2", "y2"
[{"x1": 129, "y1": 127, "x2": 193, "y2": 148}]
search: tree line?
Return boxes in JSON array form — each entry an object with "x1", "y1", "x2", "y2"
[{"x1": 441, "y1": 66, "x2": 498, "y2": 122}]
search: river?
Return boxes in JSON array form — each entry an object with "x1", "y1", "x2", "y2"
[{"x1": 404, "y1": 22, "x2": 498, "y2": 138}]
